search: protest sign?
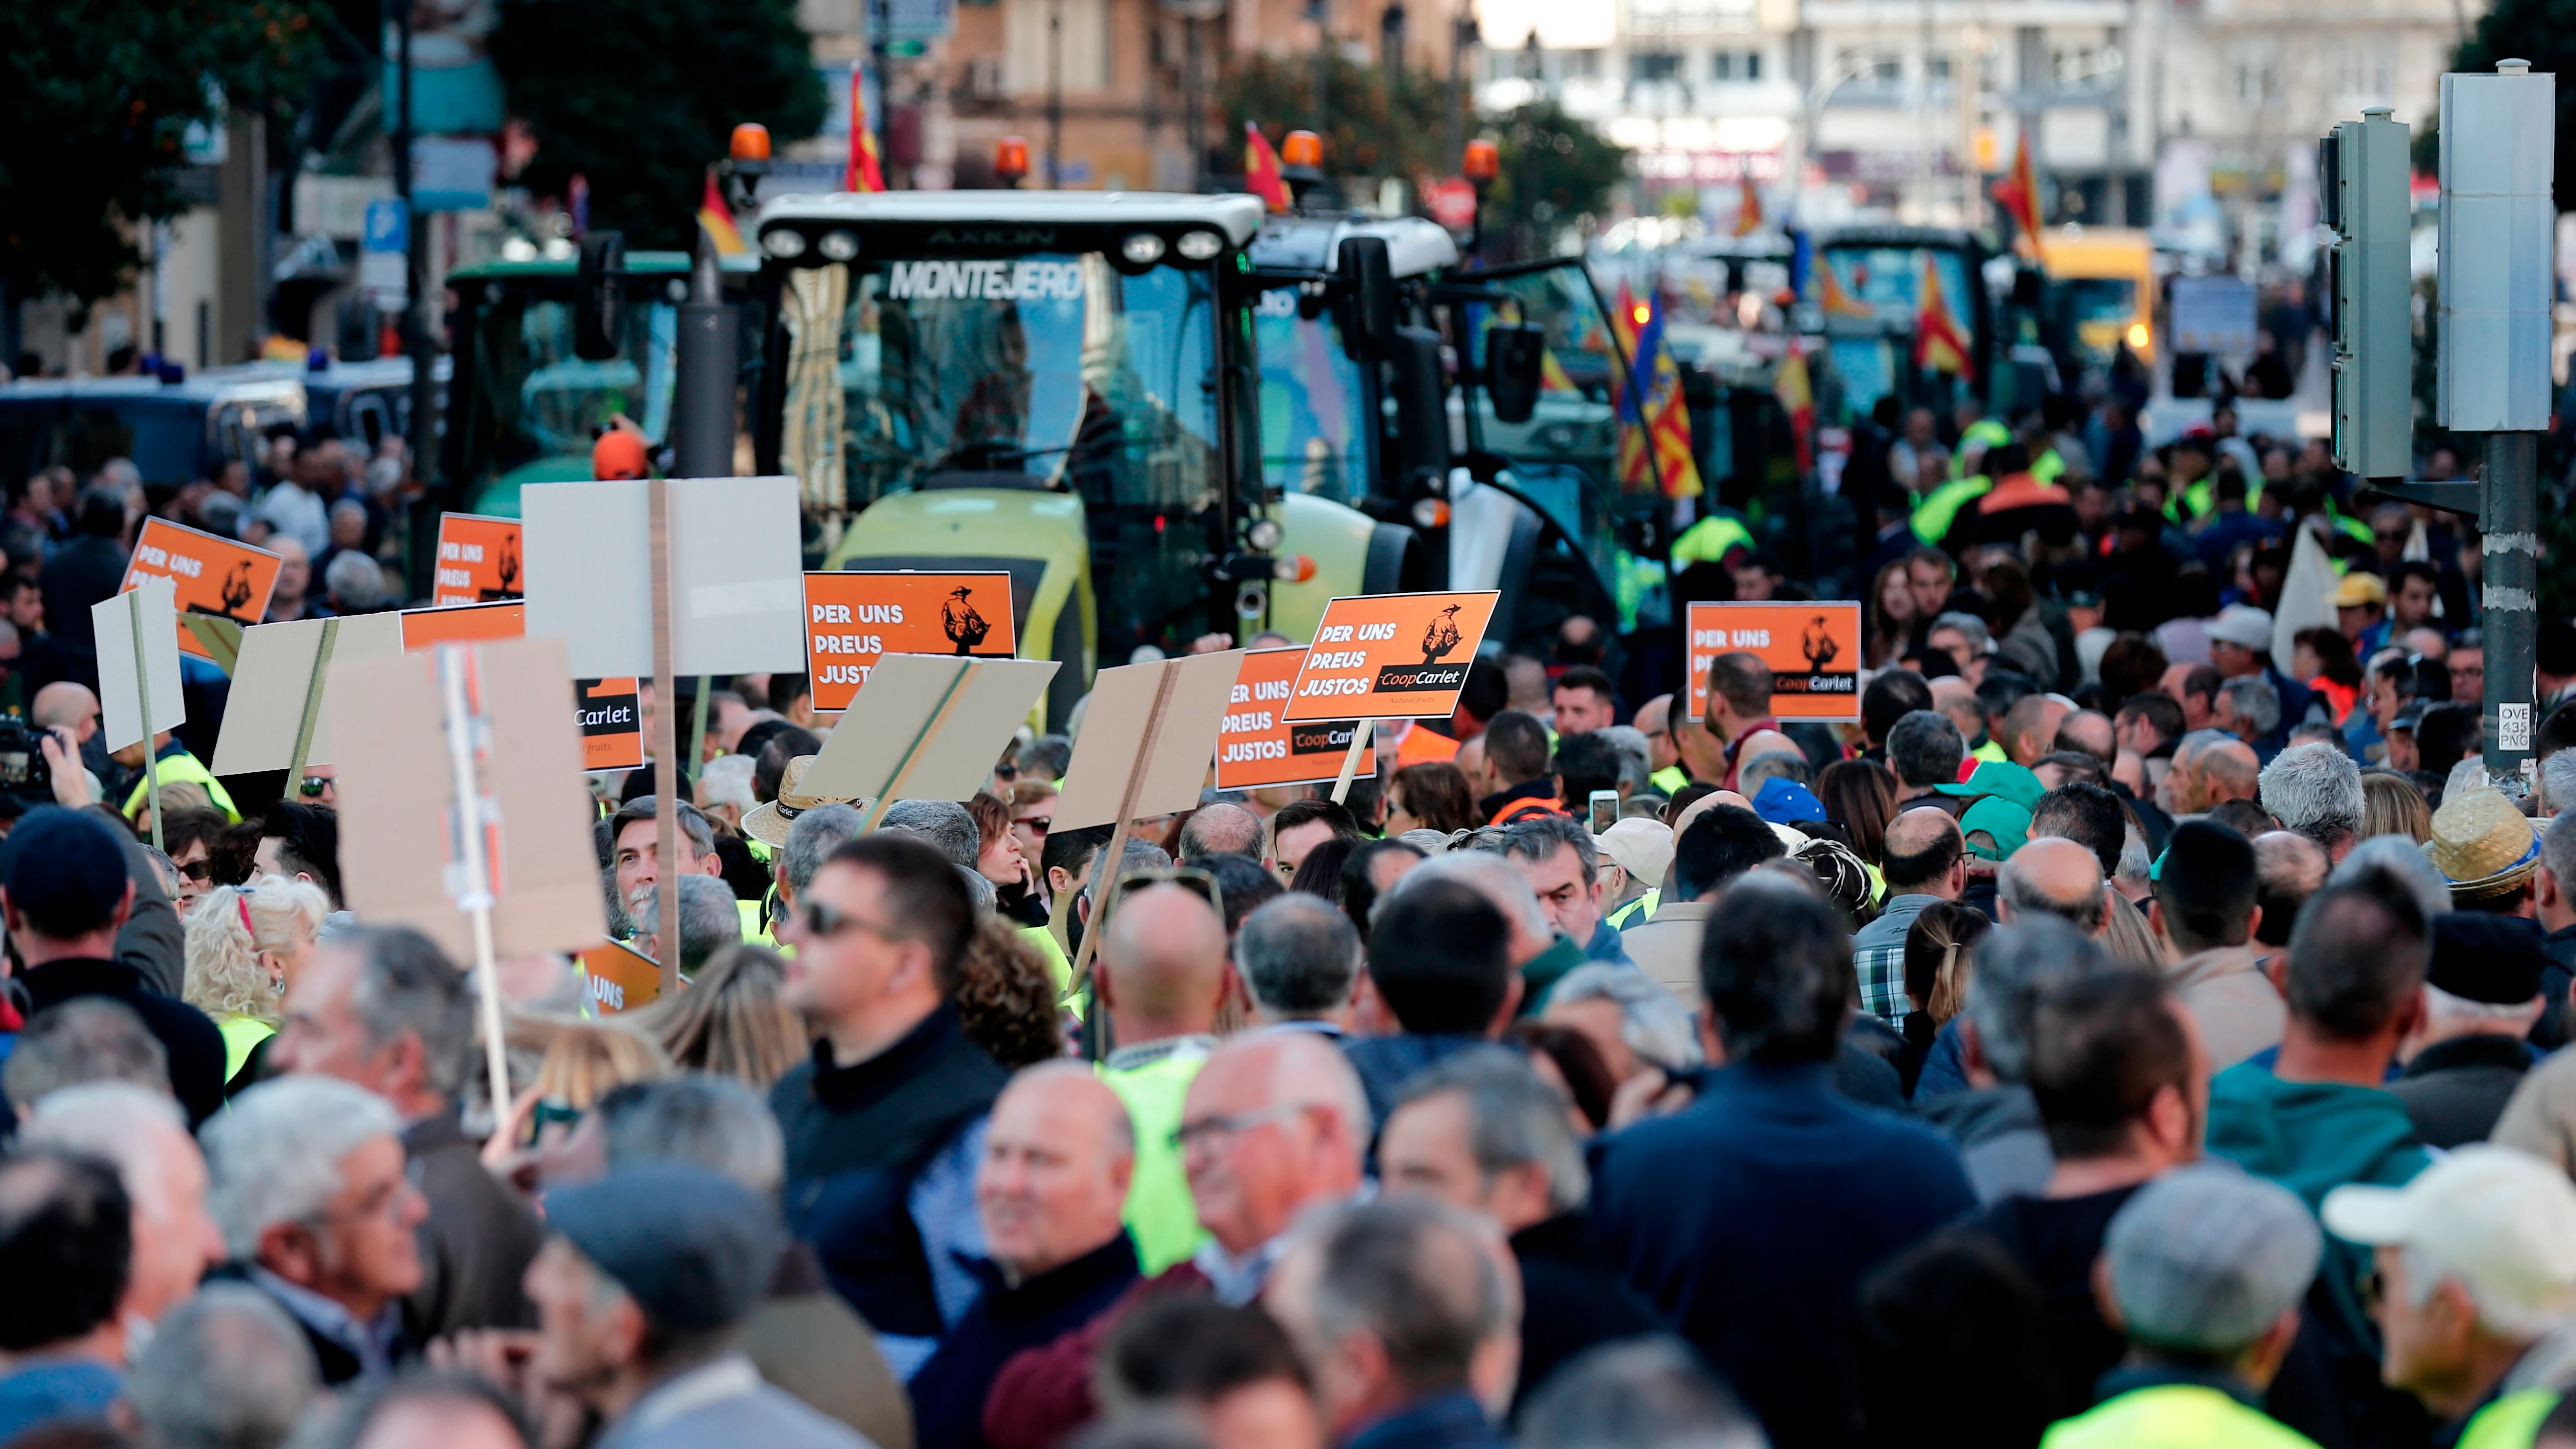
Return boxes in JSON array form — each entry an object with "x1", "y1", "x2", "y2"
[
  {"x1": 398, "y1": 602, "x2": 641, "y2": 770},
  {"x1": 521, "y1": 477, "x2": 805, "y2": 677},
  {"x1": 803, "y1": 571, "x2": 1017, "y2": 712},
  {"x1": 399, "y1": 600, "x2": 524, "y2": 648},
  {"x1": 432, "y1": 514, "x2": 523, "y2": 605},
  {"x1": 1683, "y1": 601, "x2": 1863, "y2": 723},
  {"x1": 124, "y1": 519, "x2": 281, "y2": 660},
  {"x1": 1214, "y1": 646, "x2": 1375, "y2": 792},
  {"x1": 327, "y1": 635, "x2": 607, "y2": 964},
  {"x1": 801, "y1": 654, "x2": 1059, "y2": 807},
  {"x1": 1055, "y1": 650, "x2": 1245, "y2": 830},
  {"x1": 211, "y1": 614, "x2": 403, "y2": 777},
  {"x1": 579, "y1": 939, "x2": 662, "y2": 1015},
  {"x1": 95, "y1": 575, "x2": 183, "y2": 754},
  {"x1": 1281, "y1": 591, "x2": 1500, "y2": 722}
]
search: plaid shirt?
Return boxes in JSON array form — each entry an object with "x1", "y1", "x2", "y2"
[{"x1": 1850, "y1": 894, "x2": 1942, "y2": 1022}]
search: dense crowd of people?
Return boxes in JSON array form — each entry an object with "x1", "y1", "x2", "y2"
[{"x1": 3, "y1": 400, "x2": 2576, "y2": 1449}]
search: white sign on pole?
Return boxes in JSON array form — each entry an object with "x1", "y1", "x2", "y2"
[
  {"x1": 95, "y1": 577, "x2": 185, "y2": 753},
  {"x1": 360, "y1": 197, "x2": 409, "y2": 313},
  {"x1": 520, "y1": 477, "x2": 807, "y2": 678}
]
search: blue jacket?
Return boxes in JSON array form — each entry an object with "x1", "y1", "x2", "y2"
[
  {"x1": 1343, "y1": 1391, "x2": 1509, "y2": 1449},
  {"x1": 1589, "y1": 1061, "x2": 1978, "y2": 1449}
]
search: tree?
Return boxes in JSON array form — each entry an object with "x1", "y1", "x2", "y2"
[
  {"x1": 0, "y1": 0, "x2": 320, "y2": 310},
  {"x1": 492, "y1": 0, "x2": 825, "y2": 252},
  {"x1": 1220, "y1": 52, "x2": 1452, "y2": 183},
  {"x1": 1483, "y1": 98, "x2": 1627, "y2": 258}
]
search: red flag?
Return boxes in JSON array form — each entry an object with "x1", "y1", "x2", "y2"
[
  {"x1": 1731, "y1": 173, "x2": 1763, "y2": 237},
  {"x1": 1914, "y1": 257, "x2": 1974, "y2": 378},
  {"x1": 1244, "y1": 123, "x2": 1290, "y2": 212},
  {"x1": 1994, "y1": 129, "x2": 2041, "y2": 258},
  {"x1": 698, "y1": 168, "x2": 745, "y2": 256},
  {"x1": 846, "y1": 67, "x2": 886, "y2": 193}
]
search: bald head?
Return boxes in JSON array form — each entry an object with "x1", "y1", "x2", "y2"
[
  {"x1": 2056, "y1": 709, "x2": 2115, "y2": 762},
  {"x1": 1181, "y1": 1032, "x2": 1371, "y2": 1252},
  {"x1": 979, "y1": 1061, "x2": 1135, "y2": 1281},
  {"x1": 31, "y1": 682, "x2": 98, "y2": 736},
  {"x1": 2005, "y1": 695, "x2": 2071, "y2": 768},
  {"x1": 1102, "y1": 883, "x2": 1231, "y2": 1040},
  {"x1": 1179, "y1": 804, "x2": 1266, "y2": 865},
  {"x1": 1635, "y1": 695, "x2": 1672, "y2": 734},
  {"x1": 1931, "y1": 676, "x2": 1981, "y2": 738},
  {"x1": 1880, "y1": 807, "x2": 1966, "y2": 894},
  {"x1": 2197, "y1": 738, "x2": 2261, "y2": 807},
  {"x1": 2000, "y1": 836, "x2": 2107, "y2": 933},
  {"x1": 2253, "y1": 830, "x2": 2330, "y2": 949}
]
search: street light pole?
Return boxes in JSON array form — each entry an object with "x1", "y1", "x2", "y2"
[
  {"x1": 874, "y1": 0, "x2": 896, "y2": 180},
  {"x1": 1048, "y1": 0, "x2": 1064, "y2": 187}
]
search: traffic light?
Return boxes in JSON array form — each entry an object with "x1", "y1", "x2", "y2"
[{"x1": 2320, "y1": 107, "x2": 2411, "y2": 482}]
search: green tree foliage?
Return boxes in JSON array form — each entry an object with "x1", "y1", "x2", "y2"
[
  {"x1": 1221, "y1": 52, "x2": 1453, "y2": 181},
  {"x1": 1483, "y1": 99, "x2": 1628, "y2": 253},
  {"x1": 492, "y1": 0, "x2": 825, "y2": 251},
  {"x1": 0, "y1": 0, "x2": 320, "y2": 308}
]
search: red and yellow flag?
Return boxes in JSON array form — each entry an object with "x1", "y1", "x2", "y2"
[
  {"x1": 1244, "y1": 123, "x2": 1291, "y2": 212},
  {"x1": 1731, "y1": 173, "x2": 1763, "y2": 238},
  {"x1": 1609, "y1": 282, "x2": 1704, "y2": 500},
  {"x1": 1774, "y1": 346, "x2": 1814, "y2": 473},
  {"x1": 698, "y1": 168, "x2": 745, "y2": 256},
  {"x1": 1994, "y1": 128, "x2": 2042, "y2": 258},
  {"x1": 1816, "y1": 259, "x2": 1873, "y2": 320},
  {"x1": 845, "y1": 67, "x2": 886, "y2": 193},
  {"x1": 1914, "y1": 256, "x2": 1973, "y2": 378}
]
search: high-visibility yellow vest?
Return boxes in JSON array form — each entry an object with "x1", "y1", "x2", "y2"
[
  {"x1": 2456, "y1": 1389, "x2": 2557, "y2": 1449},
  {"x1": 217, "y1": 1014, "x2": 274, "y2": 1085},
  {"x1": 1671, "y1": 513, "x2": 1756, "y2": 566},
  {"x1": 124, "y1": 749, "x2": 240, "y2": 822},
  {"x1": 1100, "y1": 1048, "x2": 1211, "y2": 1275},
  {"x1": 1912, "y1": 475, "x2": 1992, "y2": 545}
]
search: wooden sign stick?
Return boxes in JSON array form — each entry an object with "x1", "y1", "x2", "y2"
[
  {"x1": 856, "y1": 661, "x2": 980, "y2": 833},
  {"x1": 1068, "y1": 664, "x2": 1182, "y2": 1055},
  {"x1": 1329, "y1": 720, "x2": 1373, "y2": 806},
  {"x1": 285, "y1": 618, "x2": 342, "y2": 789},
  {"x1": 648, "y1": 475, "x2": 682, "y2": 999}
]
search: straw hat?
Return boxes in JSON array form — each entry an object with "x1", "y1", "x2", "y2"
[
  {"x1": 2426, "y1": 785, "x2": 2541, "y2": 904},
  {"x1": 740, "y1": 755, "x2": 858, "y2": 848}
]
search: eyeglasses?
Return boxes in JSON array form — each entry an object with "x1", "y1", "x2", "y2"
[
  {"x1": 297, "y1": 775, "x2": 330, "y2": 798},
  {"x1": 1114, "y1": 865, "x2": 1223, "y2": 919},
  {"x1": 1014, "y1": 814, "x2": 1052, "y2": 837},
  {"x1": 993, "y1": 760, "x2": 1021, "y2": 780},
  {"x1": 1171, "y1": 1102, "x2": 1310, "y2": 1153},
  {"x1": 175, "y1": 858, "x2": 213, "y2": 883},
  {"x1": 798, "y1": 899, "x2": 906, "y2": 944}
]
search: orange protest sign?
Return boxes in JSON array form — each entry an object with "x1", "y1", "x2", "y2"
[
  {"x1": 579, "y1": 938, "x2": 663, "y2": 1015},
  {"x1": 577, "y1": 678, "x2": 644, "y2": 772},
  {"x1": 1282, "y1": 591, "x2": 1500, "y2": 723},
  {"x1": 802, "y1": 572, "x2": 1017, "y2": 712},
  {"x1": 1217, "y1": 646, "x2": 1377, "y2": 790},
  {"x1": 401, "y1": 603, "x2": 642, "y2": 771},
  {"x1": 124, "y1": 519, "x2": 281, "y2": 659},
  {"x1": 1684, "y1": 601, "x2": 1863, "y2": 722},
  {"x1": 432, "y1": 515, "x2": 523, "y2": 606},
  {"x1": 399, "y1": 600, "x2": 525, "y2": 649}
]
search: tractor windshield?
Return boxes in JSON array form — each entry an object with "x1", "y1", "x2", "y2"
[
  {"x1": 773, "y1": 255, "x2": 1219, "y2": 511},
  {"x1": 1252, "y1": 287, "x2": 1368, "y2": 506}
]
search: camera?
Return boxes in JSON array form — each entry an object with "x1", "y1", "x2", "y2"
[{"x1": 0, "y1": 717, "x2": 57, "y2": 804}]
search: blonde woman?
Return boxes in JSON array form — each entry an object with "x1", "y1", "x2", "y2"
[{"x1": 181, "y1": 876, "x2": 330, "y2": 1093}]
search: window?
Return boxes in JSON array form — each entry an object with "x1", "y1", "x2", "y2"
[
  {"x1": 2330, "y1": 36, "x2": 2392, "y2": 100},
  {"x1": 2229, "y1": 40, "x2": 2280, "y2": 106},
  {"x1": 1004, "y1": 0, "x2": 1107, "y2": 94},
  {"x1": 1711, "y1": 49, "x2": 1760, "y2": 81},
  {"x1": 1631, "y1": 51, "x2": 1682, "y2": 83},
  {"x1": 1565, "y1": 48, "x2": 1602, "y2": 79},
  {"x1": 1712, "y1": 50, "x2": 1731, "y2": 80}
]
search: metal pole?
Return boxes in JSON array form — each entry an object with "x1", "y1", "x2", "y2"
[
  {"x1": 1048, "y1": 0, "x2": 1064, "y2": 188},
  {"x1": 2483, "y1": 432, "x2": 2540, "y2": 786},
  {"x1": 670, "y1": 232, "x2": 737, "y2": 480},
  {"x1": 397, "y1": 1, "x2": 436, "y2": 560},
  {"x1": 873, "y1": 0, "x2": 896, "y2": 181},
  {"x1": 1189, "y1": 18, "x2": 1209, "y2": 189},
  {"x1": 648, "y1": 477, "x2": 681, "y2": 999}
]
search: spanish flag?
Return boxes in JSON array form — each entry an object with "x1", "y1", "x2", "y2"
[
  {"x1": 1994, "y1": 128, "x2": 2042, "y2": 260},
  {"x1": 1915, "y1": 256, "x2": 1973, "y2": 378},
  {"x1": 1774, "y1": 346, "x2": 1814, "y2": 473},
  {"x1": 698, "y1": 168, "x2": 745, "y2": 256},
  {"x1": 1244, "y1": 123, "x2": 1291, "y2": 212},
  {"x1": 1609, "y1": 282, "x2": 1704, "y2": 499},
  {"x1": 1816, "y1": 259, "x2": 1873, "y2": 320},
  {"x1": 845, "y1": 67, "x2": 886, "y2": 193}
]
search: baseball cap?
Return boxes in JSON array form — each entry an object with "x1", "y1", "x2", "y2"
[
  {"x1": 1934, "y1": 760, "x2": 2045, "y2": 809},
  {"x1": 1594, "y1": 817, "x2": 1674, "y2": 889},
  {"x1": 543, "y1": 1165, "x2": 785, "y2": 1334},
  {"x1": 2322, "y1": 1146, "x2": 2576, "y2": 1330},
  {"x1": 2106, "y1": 1165, "x2": 2322, "y2": 1355},
  {"x1": 2334, "y1": 572, "x2": 2390, "y2": 609},
  {"x1": 1752, "y1": 777, "x2": 1828, "y2": 825},
  {"x1": 1960, "y1": 796, "x2": 2032, "y2": 861},
  {"x1": 0, "y1": 806, "x2": 133, "y2": 940},
  {"x1": 2207, "y1": 605, "x2": 2275, "y2": 652},
  {"x1": 2426, "y1": 913, "x2": 2546, "y2": 1006}
]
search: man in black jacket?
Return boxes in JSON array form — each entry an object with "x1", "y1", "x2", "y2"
[
  {"x1": 1, "y1": 806, "x2": 222, "y2": 1125},
  {"x1": 1377, "y1": 1047, "x2": 1660, "y2": 1418},
  {"x1": 2389, "y1": 913, "x2": 2545, "y2": 1148},
  {"x1": 774, "y1": 833, "x2": 1008, "y2": 1383}
]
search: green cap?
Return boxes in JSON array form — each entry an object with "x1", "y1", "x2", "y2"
[
  {"x1": 1961, "y1": 797, "x2": 2033, "y2": 861},
  {"x1": 1934, "y1": 760, "x2": 2045, "y2": 811}
]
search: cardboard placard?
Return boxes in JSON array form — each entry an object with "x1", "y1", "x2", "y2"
[
  {"x1": 802, "y1": 654, "x2": 1060, "y2": 805},
  {"x1": 326, "y1": 635, "x2": 608, "y2": 961},
  {"x1": 211, "y1": 614, "x2": 404, "y2": 774},
  {"x1": 95, "y1": 576, "x2": 185, "y2": 753},
  {"x1": 804, "y1": 571, "x2": 1018, "y2": 712},
  {"x1": 1282, "y1": 591, "x2": 1500, "y2": 723},
  {"x1": 577, "y1": 678, "x2": 645, "y2": 772},
  {"x1": 521, "y1": 477, "x2": 806, "y2": 677},
  {"x1": 1215, "y1": 646, "x2": 1375, "y2": 791},
  {"x1": 1056, "y1": 650, "x2": 1247, "y2": 830},
  {"x1": 433, "y1": 514, "x2": 523, "y2": 605},
  {"x1": 400, "y1": 602, "x2": 641, "y2": 771},
  {"x1": 124, "y1": 519, "x2": 281, "y2": 660},
  {"x1": 1684, "y1": 601, "x2": 1863, "y2": 723},
  {"x1": 579, "y1": 938, "x2": 662, "y2": 1015}
]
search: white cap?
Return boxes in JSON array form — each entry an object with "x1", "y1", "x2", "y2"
[
  {"x1": 2207, "y1": 604, "x2": 2276, "y2": 652},
  {"x1": 1594, "y1": 817, "x2": 1675, "y2": 889},
  {"x1": 2322, "y1": 1146, "x2": 2576, "y2": 1334}
]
